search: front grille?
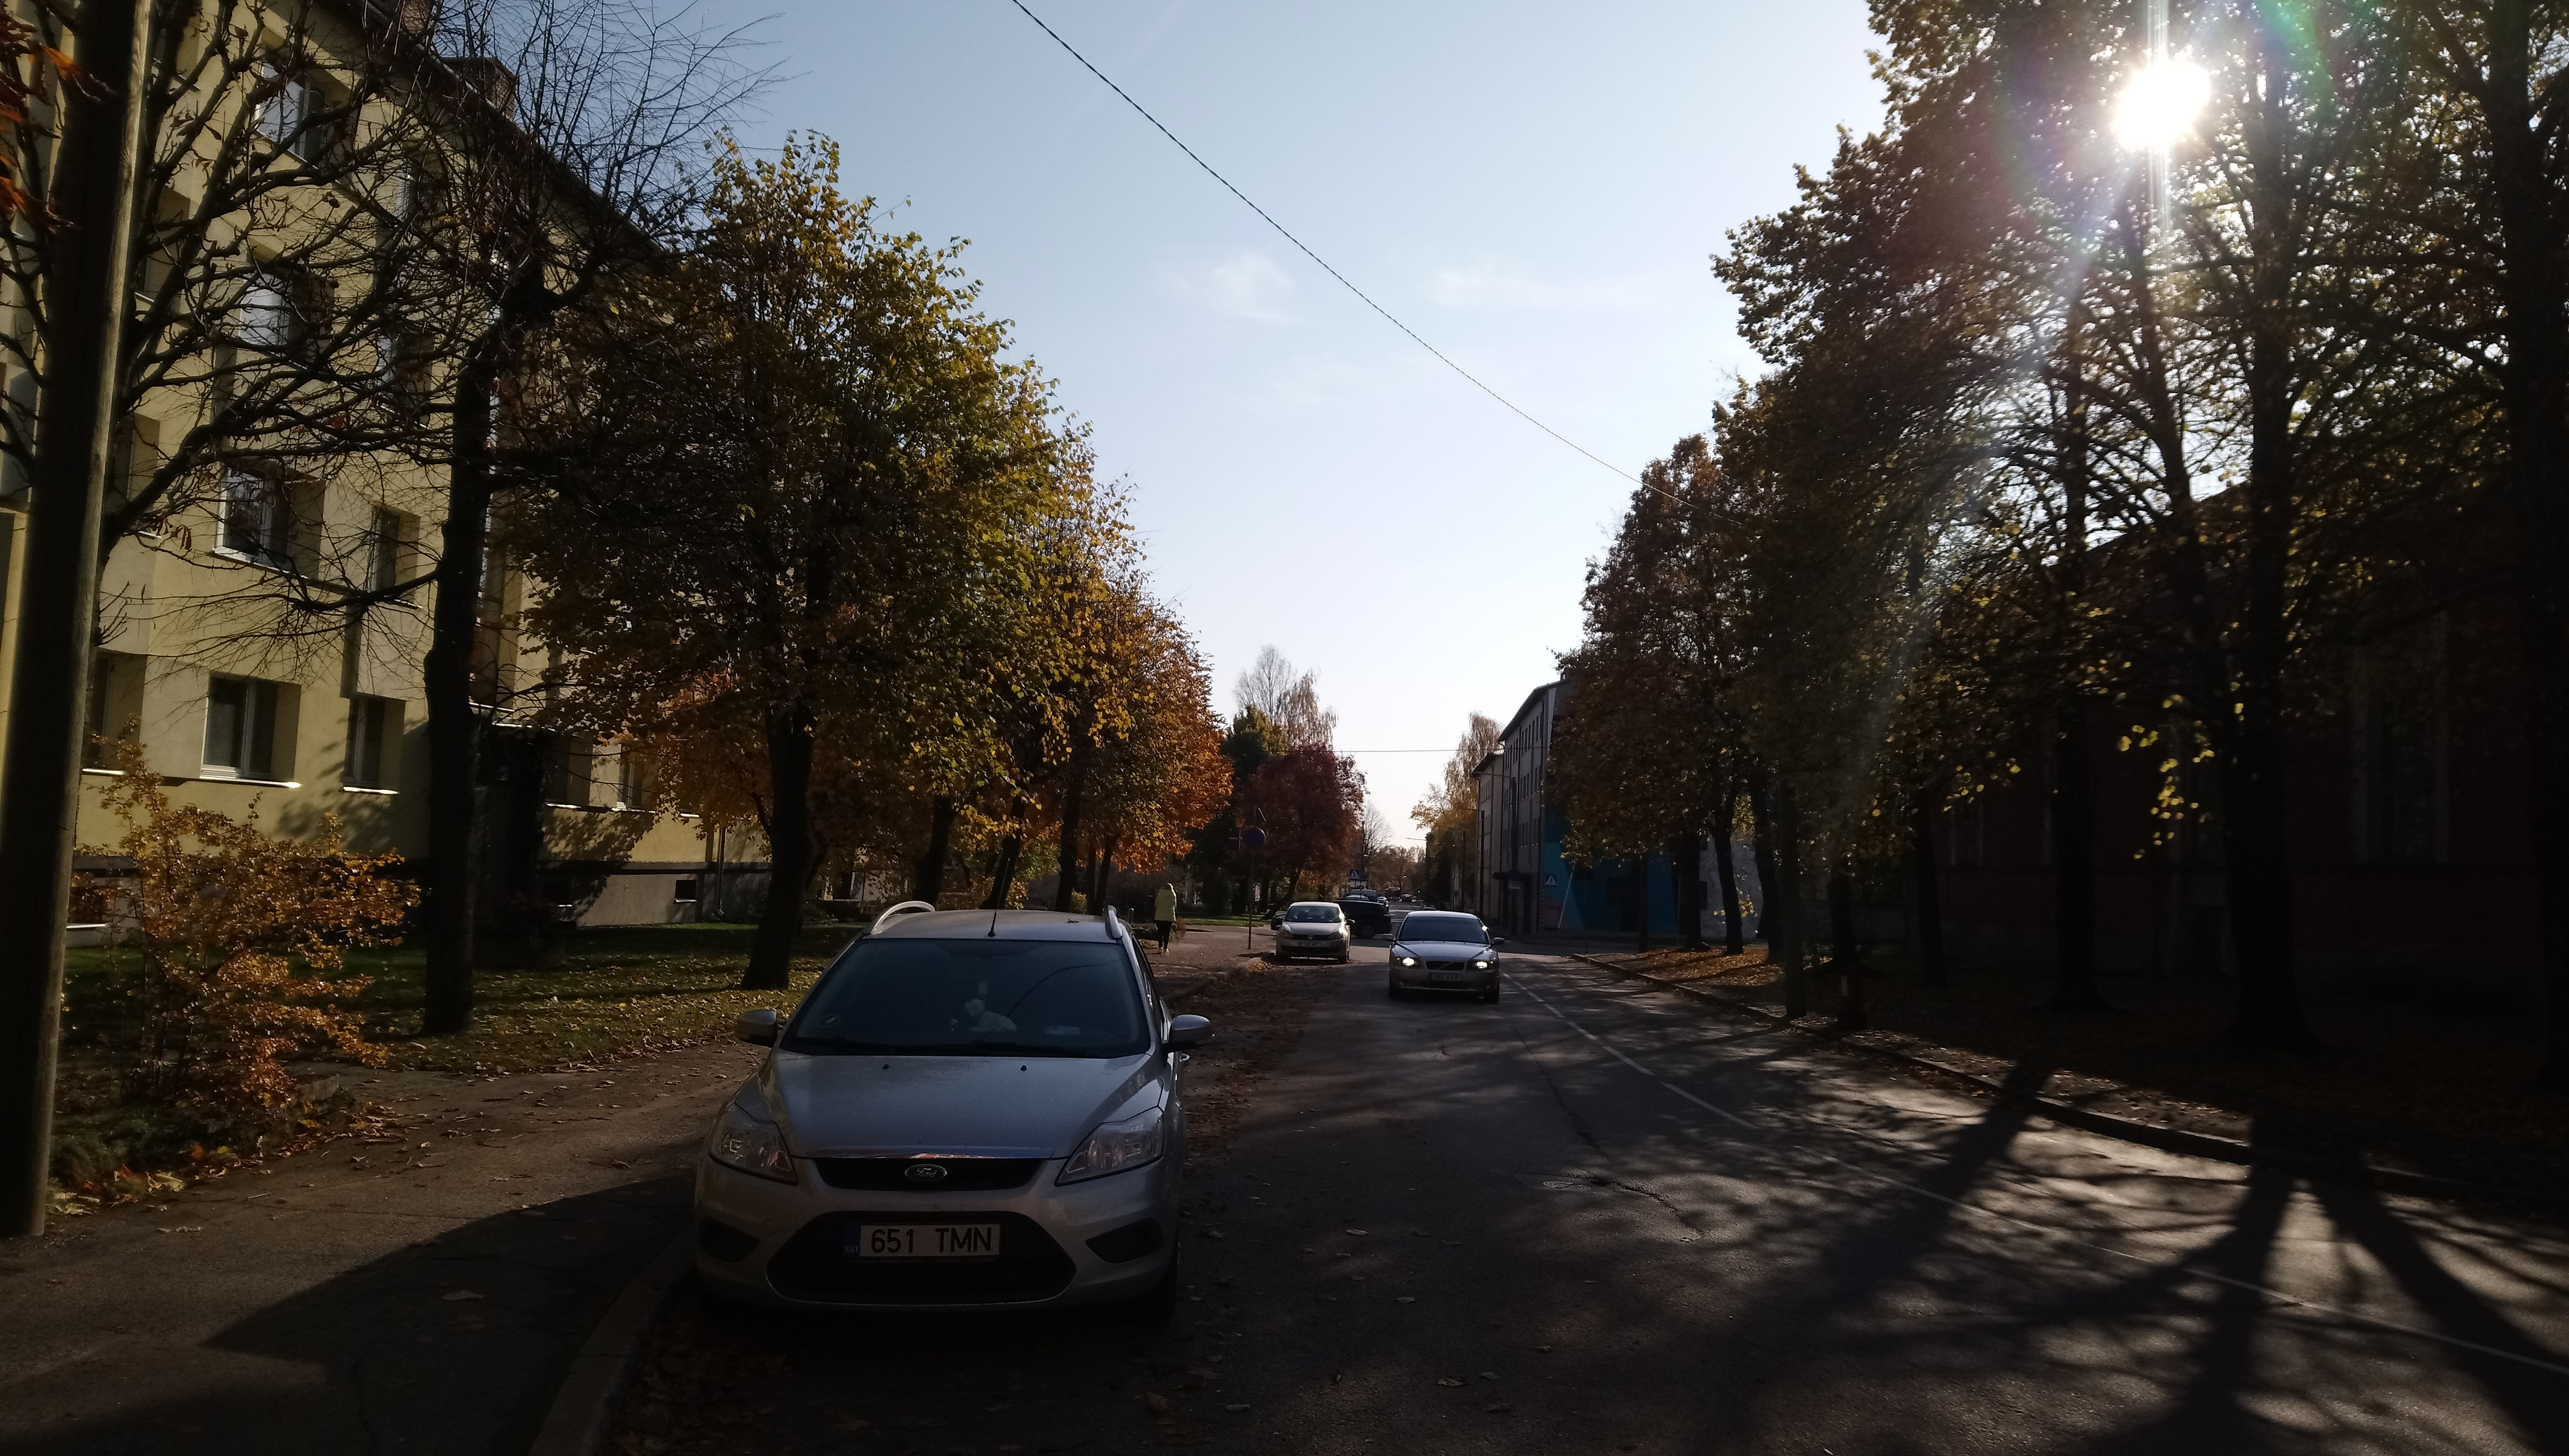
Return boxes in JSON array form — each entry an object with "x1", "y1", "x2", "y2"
[
  {"x1": 768, "y1": 1212, "x2": 1076, "y2": 1305},
  {"x1": 814, "y1": 1157, "x2": 1042, "y2": 1192},
  {"x1": 1419, "y1": 959, "x2": 1482, "y2": 971}
]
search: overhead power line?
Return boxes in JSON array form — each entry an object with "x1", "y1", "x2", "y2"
[{"x1": 1006, "y1": 0, "x2": 1643, "y2": 489}]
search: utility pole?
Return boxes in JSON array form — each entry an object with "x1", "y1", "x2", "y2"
[{"x1": 0, "y1": 0, "x2": 153, "y2": 1239}]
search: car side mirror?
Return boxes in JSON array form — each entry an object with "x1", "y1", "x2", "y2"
[
  {"x1": 735, "y1": 1008, "x2": 779, "y2": 1046},
  {"x1": 1165, "y1": 1013, "x2": 1212, "y2": 1051},
  {"x1": 1490, "y1": 935, "x2": 1508, "y2": 946}
]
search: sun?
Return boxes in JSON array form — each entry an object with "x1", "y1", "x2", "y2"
[{"x1": 2114, "y1": 58, "x2": 2213, "y2": 150}]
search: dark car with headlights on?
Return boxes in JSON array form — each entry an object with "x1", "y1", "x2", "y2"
[
  {"x1": 1335, "y1": 895, "x2": 1392, "y2": 937},
  {"x1": 694, "y1": 904, "x2": 1210, "y2": 1322},
  {"x1": 1387, "y1": 910, "x2": 1504, "y2": 1002}
]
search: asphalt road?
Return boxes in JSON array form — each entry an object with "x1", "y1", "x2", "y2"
[{"x1": 630, "y1": 932, "x2": 2569, "y2": 1456}]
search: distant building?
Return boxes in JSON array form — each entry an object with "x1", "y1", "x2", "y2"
[{"x1": 1471, "y1": 681, "x2": 1740, "y2": 939}]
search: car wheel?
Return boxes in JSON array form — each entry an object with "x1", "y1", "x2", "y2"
[
  {"x1": 1336, "y1": 950, "x2": 1350, "y2": 964},
  {"x1": 1120, "y1": 1248, "x2": 1181, "y2": 1327}
]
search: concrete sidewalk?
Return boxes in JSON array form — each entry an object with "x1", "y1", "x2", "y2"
[{"x1": 0, "y1": 1039, "x2": 765, "y2": 1456}]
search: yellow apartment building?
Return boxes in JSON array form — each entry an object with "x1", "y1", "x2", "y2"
[{"x1": 0, "y1": 0, "x2": 766, "y2": 934}]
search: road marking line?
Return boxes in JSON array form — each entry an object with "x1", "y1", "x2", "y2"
[{"x1": 1505, "y1": 968, "x2": 2569, "y2": 1379}]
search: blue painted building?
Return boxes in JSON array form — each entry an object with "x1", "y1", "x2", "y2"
[{"x1": 1470, "y1": 681, "x2": 1694, "y2": 939}]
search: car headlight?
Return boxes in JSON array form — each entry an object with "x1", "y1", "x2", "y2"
[
  {"x1": 709, "y1": 1094, "x2": 797, "y2": 1183},
  {"x1": 1060, "y1": 1104, "x2": 1166, "y2": 1183},
  {"x1": 1397, "y1": 955, "x2": 1417, "y2": 967},
  {"x1": 1473, "y1": 958, "x2": 1493, "y2": 970}
]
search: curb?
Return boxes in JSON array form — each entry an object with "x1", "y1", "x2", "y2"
[
  {"x1": 1564, "y1": 952, "x2": 2569, "y2": 1213},
  {"x1": 527, "y1": 1229, "x2": 696, "y2": 1456}
]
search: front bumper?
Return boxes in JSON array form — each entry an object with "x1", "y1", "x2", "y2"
[
  {"x1": 1390, "y1": 959, "x2": 1498, "y2": 993},
  {"x1": 693, "y1": 1151, "x2": 1178, "y2": 1311},
  {"x1": 1276, "y1": 934, "x2": 1348, "y2": 957}
]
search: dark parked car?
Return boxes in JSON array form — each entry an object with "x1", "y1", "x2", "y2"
[{"x1": 1335, "y1": 896, "x2": 1392, "y2": 937}]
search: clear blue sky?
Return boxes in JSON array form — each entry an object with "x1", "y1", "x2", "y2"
[{"x1": 738, "y1": 1, "x2": 1885, "y2": 845}]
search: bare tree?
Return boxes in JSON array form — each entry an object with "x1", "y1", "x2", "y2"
[
  {"x1": 1233, "y1": 644, "x2": 1336, "y2": 749},
  {"x1": 397, "y1": 0, "x2": 765, "y2": 1031}
]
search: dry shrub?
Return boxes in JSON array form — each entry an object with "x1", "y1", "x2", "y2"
[{"x1": 86, "y1": 744, "x2": 415, "y2": 1119}]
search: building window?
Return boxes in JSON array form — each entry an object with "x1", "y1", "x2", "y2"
[
  {"x1": 82, "y1": 653, "x2": 139, "y2": 768},
  {"x1": 219, "y1": 470, "x2": 295, "y2": 567},
  {"x1": 365, "y1": 507, "x2": 407, "y2": 593},
  {"x1": 346, "y1": 696, "x2": 395, "y2": 788},
  {"x1": 1949, "y1": 800, "x2": 1985, "y2": 868},
  {"x1": 205, "y1": 676, "x2": 280, "y2": 779},
  {"x1": 239, "y1": 265, "x2": 316, "y2": 357},
  {"x1": 616, "y1": 749, "x2": 652, "y2": 810},
  {"x1": 674, "y1": 877, "x2": 701, "y2": 903},
  {"x1": 543, "y1": 736, "x2": 593, "y2": 806},
  {"x1": 2363, "y1": 695, "x2": 2444, "y2": 864},
  {"x1": 376, "y1": 330, "x2": 427, "y2": 416},
  {"x1": 257, "y1": 63, "x2": 334, "y2": 157}
]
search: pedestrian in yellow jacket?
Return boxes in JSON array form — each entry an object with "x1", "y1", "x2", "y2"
[{"x1": 1152, "y1": 883, "x2": 1178, "y2": 950}]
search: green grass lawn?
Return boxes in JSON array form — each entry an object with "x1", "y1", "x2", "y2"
[
  {"x1": 355, "y1": 920, "x2": 856, "y2": 1072},
  {"x1": 49, "y1": 920, "x2": 856, "y2": 1191},
  {"x1": 66, "y1": 919, "x2": 858, "y2": 1077}
]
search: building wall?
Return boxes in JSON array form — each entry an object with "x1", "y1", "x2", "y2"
[
  {"x1": 1932, "y1": 599, "x2": 2538, "y2": 1004},
  {"x1": 0, "y1": 1, "x2": 750, "y2": 929}
]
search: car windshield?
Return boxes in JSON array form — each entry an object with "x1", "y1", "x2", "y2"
[
  {"x1": 1283, "y1": 905, "x2": 1339, "y2": 923},
  {"x1": 1400, "y1": 914, "x2": 1485, "y2": 943},
  {"x1": 783, "y1": 938, "x2": 1149, "y2": 1057}
]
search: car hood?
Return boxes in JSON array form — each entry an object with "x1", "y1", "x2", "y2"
[
  {"x1": 762, "y1": 1050, "x2": 1161, "y2": 1159},
  {"x1": 1392, "y1": 938, "x2": 1494, "y2": 959}
]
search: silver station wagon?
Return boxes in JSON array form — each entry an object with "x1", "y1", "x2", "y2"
[{"x1": 694, "y1": 904, "x2": 1210, "y2": 1320}]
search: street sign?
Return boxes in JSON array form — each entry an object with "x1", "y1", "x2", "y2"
[{"x1": 1241, "y1": 827, "x2": 1266, "y2": 851}]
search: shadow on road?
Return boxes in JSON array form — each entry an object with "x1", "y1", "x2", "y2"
[{"x1": 5, "y1": 1176, "x2": 689, "y2": 1456}]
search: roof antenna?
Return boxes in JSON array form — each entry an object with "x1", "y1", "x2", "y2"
[{"x1": 988, "y1": 910, "x2": 999, "y2": 938}]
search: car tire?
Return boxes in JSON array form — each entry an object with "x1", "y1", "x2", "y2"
[
  {"x1": 1120, "y1": 1248, "x2": 1181, "y2": 1328},
  {"x1": 1481, "y1": 983, "x2": 1501, "y2": 1004},
  {"x1": 1335, "y1": 950, "x2": 1350, "y2": 964}
]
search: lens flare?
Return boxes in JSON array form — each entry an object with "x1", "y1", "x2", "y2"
[{"x1": 2114, "y1": 58, "x2": 2211, "y2": 150}]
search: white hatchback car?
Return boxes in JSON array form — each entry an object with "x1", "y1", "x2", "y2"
[
  {"x1": 1271, "y1": 901, "x2": 1352, "y2": 961},
  {"x1": 694, "y1": 904, "x2": 1210, "y2": 1320}
]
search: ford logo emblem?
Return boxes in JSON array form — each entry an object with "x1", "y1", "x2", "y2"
[{"x1": 903, "y1": 1162, "x2": 950, "y2": 1184}]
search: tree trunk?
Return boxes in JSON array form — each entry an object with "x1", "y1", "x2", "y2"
[
  {"x1": 0, "y1": 0, "x2": 149, "y2": 1237},
  {"x1": 1910, "y1": 800, "x2": 1946, "y2": 987},
  {"x1": 2220, "y1": 30, "x2": 2316, "y2": 1050},
  {"x1": 1677, "y1": 828, "x2": 1707, "y2": 951},
  {"x1": 1747, "y1": 774, "x2": 1781, "y2": 942},
  {"x1": 1050, "y1": 755, "x2": 1084, "y2": 911},
  {"x1": 912, "y1": 794, "x2": 957, "y2": 905},
  {"x1": 2483, "y1": 0, "x2": 2569, "y2": 1088},
  {"x1": 1773, "y1": 786, "x2": 1808, "y2": 1019},
  {"x1": 1829, "y1": 857, "x2": 1865, "y2": 1032},
  {"x1": 1713, "y1": 812, "x2": 1744, "y2": 956},
  {"x1": 2050, "y1": 696, "x2": 2107, "y2": 1011},
  {"x1": 983, "y1": 797, "x2": 1027, "y2": 910},
  {"x1": 743, "y1": 704, "x2": 815, "y2": 991},
  {"x1": 420, "y1": 370, "x2": 500, "y2": 1034},
  {"x1": 1634, "y1": 855, "x2": 1652, "y2": 953},
  {"x1": 1087, "y1": 844, "x2": 1109, "y2": 913}
]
